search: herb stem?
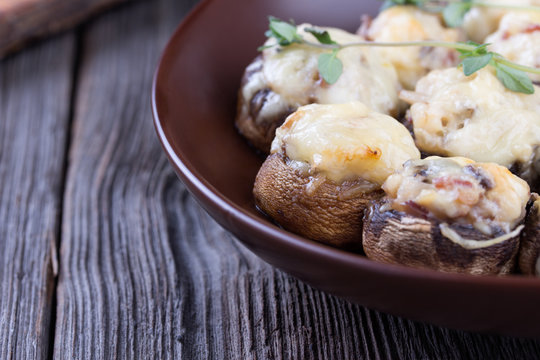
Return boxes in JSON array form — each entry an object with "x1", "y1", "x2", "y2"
[
  {"x1": 294, "y1": 38, "x2": 540, "y2": 78},
  {"x1": 302, "y1": 40, "x2": 477, "y2": 52},
  {"x1": 471, "y1": 1, "x2": 540, "y2": 11},
  {"x1": 265, "y1": 16, "x2": 537, "y2": 94},
  {"x1": 413, "y1": 0, "x2": 540, "y2": 12},
  {"x1": 495, "y1": 57, "x2": 540, "y2": 75}
]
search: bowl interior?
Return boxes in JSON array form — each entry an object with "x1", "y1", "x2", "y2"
[
  {"x1": 154, "y1": 0, "x2": 381, "y2": 220},
  {"x1": 153, "y1": 0, "x2": 540, "y2": 338}
]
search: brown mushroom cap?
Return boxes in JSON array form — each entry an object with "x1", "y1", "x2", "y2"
[
  {"x1": 235, "y1": 56, "x2": 295, "y2": 153},
  {"x1": 509, "y1": 155, "x2": 540, "y2": 194},
  {"x1": 363, "y1": 199, "x2": 521, "y2": 275},
  {"x1": 254, "y1": 153, "x2": 383, "y2": 250},
  {"x1": 519, "y1": 193, "x2": 540, "y2": 276}
]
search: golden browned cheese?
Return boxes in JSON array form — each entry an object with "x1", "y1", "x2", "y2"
[
  {"x1": 382, "y1": 157, "x2": 530, "y2": 235},
  {"x1": 366, "y1": 5, "x2": 460, "y2": 90},
  {"x1": 486, "y1": 12, "x2": 540, "y2": 82},
  {"x1": 271, "y1": 102, "x2": 420, "y2": 185},
  {"x1": 254, "y1": 102, "x2": 419, "y2": 248},
  {"x1": 256, "y1": 24, "x2": 402, "y2": 116},
  {"x1": 400, "y1": 67, "x2": 540, "y2": 169}
]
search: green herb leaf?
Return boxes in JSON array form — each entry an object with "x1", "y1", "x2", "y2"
[
  {"x1": 261, "y1": 14, "x2": 540, "y2": 95},
  {"x1": 379, "y1": 0, "x2": 397, "y2": 11},
  {"x1": 379, "y1": 0, "x2": 424, "y2": 6},
  {"x1": 443, "y1": 1, "x2": 472, "y2": 28},
  {"x1": 318, "y1": 50, "x2": 343, "y2": 84},
  {"x1": 305, "y1": 27, "x2": 337, "y2": 45},
  {"x1": 269, "y1": 17, "x2": 296, "y2": 42},
  {"x1": 494, "y1": 62, "x2": 535, "y2": 94},
  {"x1": 267, "y1": 16, "x2": 301, "y2": 46},
  {"x1": 461, "y1": 53, "x2": 493, "y2": 76},
  {"x1": 257, "y1": 44, "x2": 275, "y2": 51},
  {"x1": 379, "y1": 0, "x2": 432, "y2": 11}
]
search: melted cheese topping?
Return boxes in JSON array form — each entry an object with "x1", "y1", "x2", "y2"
[
  {"x1": 463, "y1": 0, "x2": 540, "y2": 42},
  {"x1": 262, "y1": 25, "x2": 401, "y2": 116},
  {"x1": 367, "y1": 6, "x2": 461, "y2": 90},
  {"x1": 240, "y1": 57, "x2": 292, "y2": 126},
  {"x1": 400, "y1": 67, "x2": 540, "y2": 168},
  {"x1": 271, "y1": 102, "x2": 420, "y2": 184},
  {"x1": 383, "y1": 157, "x2": 530, "y2": 234},
  {"x1": 486, "y1": 12, "x2": 540, "y2": 81}
]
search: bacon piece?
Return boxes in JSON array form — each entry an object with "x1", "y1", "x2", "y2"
[
  {"x1": 404, "y1": 200, "x2": 429, "y2": 219},
  {"x1": 433, "y1": 176, "x2": 473, "y2": 190}
]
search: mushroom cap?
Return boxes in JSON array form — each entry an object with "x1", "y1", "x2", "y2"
[
  {"x1": 235, "y1": 23, "x2": 403, "y2": 154},
  {"x1": 254, "y1": 153, "x2": 383, "y2": 250},
  {"x1": 363, "y1": 199, "x2": 522, "y2": 275},
  {"x1": 519, "y1": 193, "x2": 540, "y2": 276},
  {"x1": 235, "y1": 56, "x2": 294, "y2": 153},
  {"x1": 400, "y1": 67, "x2": 540, "y2": 193}
]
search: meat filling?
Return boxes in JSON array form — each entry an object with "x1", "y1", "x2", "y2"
[{"x1": 382, "y1": 157, "x2": 530, "y2": 235}]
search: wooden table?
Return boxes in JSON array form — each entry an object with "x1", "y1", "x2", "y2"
[{"x1": 2, "y1": 0, "x2": 540, "y2": 358}]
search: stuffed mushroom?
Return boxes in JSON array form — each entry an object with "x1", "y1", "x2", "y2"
[
  {"x1": 360, "y1": 5, "x2": 461, "y2": 90},
  {"x1": 253, "y1": 102, "x2": 420, "y2": 249},
  {"x1": 462, "y1": 0, "x2": 540, "y2": 42},
  {"x1": 363, "y1": 156, "x2": 530, "y2": 275},
  {"x1": 400, "y1": 67, "x2": 540, "y2": 191},
  {"x1": 485, "y1": 12, "x2": 540, "y2": 82},
  {"x1": 236, "y1": 24, "x2": 401, "y2": 153}
]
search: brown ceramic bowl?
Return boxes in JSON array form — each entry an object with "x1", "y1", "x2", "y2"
[{"x1": 152, "y1": 0, "x2": 540, "y2": 338}]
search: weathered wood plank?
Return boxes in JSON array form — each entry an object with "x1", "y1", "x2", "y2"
[
  {"x1": 53, "y1": 0, "x2": 198, "y2": 358},
  {"x1": 0, "y1": 0, "x2": 136, "y2": 58},
  {"x1": 53, "y1": 0, "x2": 540, "y2": 359},
  {"x1": 0, "y1": 34, "x2": 75, "y2": 359},
  {"x1": 160, "y1": 185, "x2": 540, "y2": 360}
]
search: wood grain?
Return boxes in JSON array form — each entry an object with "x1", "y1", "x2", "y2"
[
  {"x1": 52, "y1": 0, "x2": 540, "y2": 359},
  {"x1": 0, "y1": 34, "x2": 75, "y2": 359},
  {"x1": 0, "y1": 0, "x2": 135, "y2": 58},
  {"x1": 53, "y1": 0, "x2": 198, "y2": 358}
]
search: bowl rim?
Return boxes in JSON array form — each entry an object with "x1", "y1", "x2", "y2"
[{"x1": 151, "y1": 0, "x2": 540, "y2": 293}]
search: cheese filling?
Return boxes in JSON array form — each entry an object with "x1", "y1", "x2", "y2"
[
  {"x1": 382, "y1": 156, "x2": 530, "y2": 234},
  {"x1": 462, "y1": 0, "x2": 540, "y2": 42},
  {"x1": 400, "y1": 67, "x2": 540, "y2": 168},
  {"x1": 486, "y1": 12, "x2": 540, "y2": 82},
  {"x1": 366, "y1": 5, "x2": 461, "y2": 90},
  {"x1": 261, "y1": 24, "x2": 401, "y2": 116},
  {"x1": 271, "y1": 102, "x2": 420, "y2": 185}
]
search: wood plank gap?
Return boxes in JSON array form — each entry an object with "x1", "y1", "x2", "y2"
[
  {"x1": 0, "y1": 32, "x2": 76, "y2": 359},
  {"x1": 53, "y1": 1, "x2": 201, "y2": 357},
  {"x1": 46, "y1": 27, "x2": 85, "y2": 360}
]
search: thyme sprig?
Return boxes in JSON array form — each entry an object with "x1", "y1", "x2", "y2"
[
  {"x1": 261, "y1": 17, "x2": 540, "y2": 94},
  {"x1": 380, "y1": 0, "x2": 540, "y2": 28}
]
